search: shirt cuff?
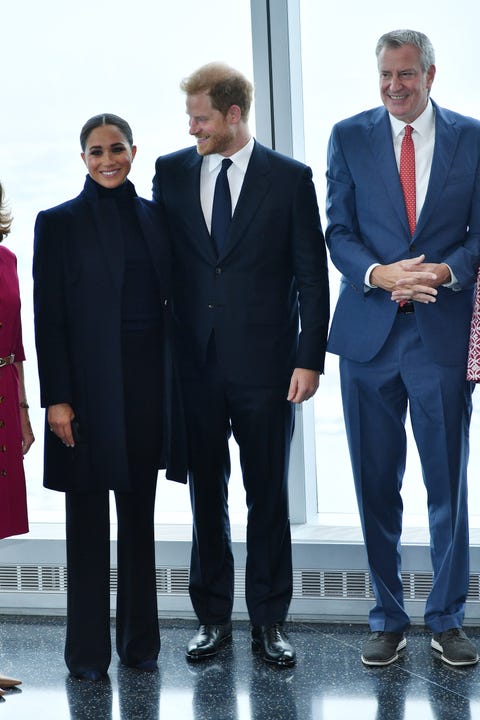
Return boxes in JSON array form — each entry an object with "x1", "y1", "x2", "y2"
[
  {"x1": 365, "y1": 263, "x2": 380, "y2": 289},
  {"x1": 442, "y1": 264, "x2": 458, "y2": 288}
]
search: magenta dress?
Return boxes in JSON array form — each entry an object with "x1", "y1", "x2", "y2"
[{"x1": 0, "y1": 245, "x2": 28, "y2": 539}]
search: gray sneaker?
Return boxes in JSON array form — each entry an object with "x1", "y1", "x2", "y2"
[
  {"x1": 361, "y1": 631, "x2": 407, "y2": 666},
  {"x1": 431, "y1": 628, "x2": 479, "y2": 667}
]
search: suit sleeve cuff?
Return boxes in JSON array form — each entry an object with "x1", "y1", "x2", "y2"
[{"x1": 364, "y1": 263, "x2": 380, "y2": 290}]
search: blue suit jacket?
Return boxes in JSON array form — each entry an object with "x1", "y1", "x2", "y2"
[
  {"x1": 153, "y1": 140, "x2": 330, "y2": 385},
  {"x1": 326, "y1": 100, "x2": 480, "y2": 366}
]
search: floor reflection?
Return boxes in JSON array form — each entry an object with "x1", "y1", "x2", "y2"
[{"x1": 0, "y1": 617, "x2": 479, "y2": 719}]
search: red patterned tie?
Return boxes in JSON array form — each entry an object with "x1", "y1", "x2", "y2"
[{"x1": 400, "y1": 125, "x2": 416, "y2": 235}]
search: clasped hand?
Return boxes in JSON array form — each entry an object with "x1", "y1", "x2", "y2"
[{"x1": 370, "y1": 254, "x2": 450, "y2": 304}]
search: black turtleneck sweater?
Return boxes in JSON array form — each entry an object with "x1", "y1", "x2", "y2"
[{"x1": 94, "y1": 179, "x2": 162, "y2": 333}]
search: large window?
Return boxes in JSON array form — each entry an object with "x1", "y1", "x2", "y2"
[
  {"x1": 1, "y1": 0, "x2": 254, "y2": 524},
  {"x1": 300, "y1": 0, "x2": 480, "y2": 527},
  {"x1": 5, "y1": 0, "x2": 480, "y2": 535}
]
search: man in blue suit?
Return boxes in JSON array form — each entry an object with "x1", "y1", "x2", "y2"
[
  {"x1": 153, "y1": 62, "x2": 329, "y2": 667},
  {"x1": 326, "y1": 29, "x2": 480, "y2": 667}
]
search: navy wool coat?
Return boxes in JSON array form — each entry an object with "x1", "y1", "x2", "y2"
[{"x1": 33, "y1": 178, "x2": 187, "y2": 492}]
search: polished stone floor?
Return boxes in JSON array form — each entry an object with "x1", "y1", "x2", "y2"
[{"x1": 0, "y1": 616, "x2": 480, "y2": 719}]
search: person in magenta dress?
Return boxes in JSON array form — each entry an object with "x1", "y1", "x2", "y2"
[{"x1": 0, "y1": 181, "x2": 35, "y2": 694}]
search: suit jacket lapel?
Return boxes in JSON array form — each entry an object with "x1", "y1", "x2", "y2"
[
  {"x1": 180, "y1": 150, "x2": 219, "y2": 262},
  {"x1": 368, "y1": 103, "x2": 460, "y2": 242},
  {"x1": 369, "y1": 111, "x2": 412, "y2": 239},
  {"x1": 415, "y1": 104, "x2": 459, "y2": 235}
]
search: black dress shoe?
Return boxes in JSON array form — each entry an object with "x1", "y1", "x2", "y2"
[
  {"x1": 186, "y1": 622, "x2": 232, "y2": 661},
  {"x1": 251, "y1": 624, "x2": 296, "y2": 667}
]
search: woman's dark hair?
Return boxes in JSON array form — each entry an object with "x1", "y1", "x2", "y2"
[
  {"x1": 0, "y1": 182, "x2": 12, "y2": 243},
  {"x1": 80, "y1": 113, "x2": 134, "y2": 151}
]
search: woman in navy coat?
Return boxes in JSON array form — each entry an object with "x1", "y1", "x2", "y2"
[{"x1": 33, "y1": 114, "x2": 186, "y2": 680}]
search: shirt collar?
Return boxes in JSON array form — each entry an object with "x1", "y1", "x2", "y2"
[
  {"x1": 205, "y1": 136, "x2": 255, "y2": 174},
  {"x1": 389, "y1": 98, "x2": 435, "y2": 138}
]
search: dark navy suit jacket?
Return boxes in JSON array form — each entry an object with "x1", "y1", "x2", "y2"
[{"x1": 152, "y1": 140, "x2": 330, "y2": 385}]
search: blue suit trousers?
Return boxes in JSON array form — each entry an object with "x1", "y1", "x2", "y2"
[{"x1": 340, "y1": 312, "x2": 473, "y2": 633}]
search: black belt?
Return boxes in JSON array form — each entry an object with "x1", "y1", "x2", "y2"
[{"x1": 397, "y1": 302, "x2": 415, "y2": 314}]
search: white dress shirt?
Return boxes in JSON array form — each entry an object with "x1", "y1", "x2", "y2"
[{"x1": 200, "y1": 136, "x2": 255, "y2": 233}]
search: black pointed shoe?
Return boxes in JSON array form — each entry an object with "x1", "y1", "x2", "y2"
[
  {"x1": 186, "y1": 622, "x2": 232, "y2": 661},
  {"x1": 251, "y1": 623, "x2": 296, "y2": 667}
]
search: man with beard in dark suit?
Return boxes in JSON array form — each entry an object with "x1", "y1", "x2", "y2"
[{"x1": 153, "y1": 62, "x2": 329, "y2": 667}]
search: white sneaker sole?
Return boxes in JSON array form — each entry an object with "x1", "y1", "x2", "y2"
[
  {"x1": 431, "y1": 638, "x2": 479, "y2": 666},
  {"x1": 361, "y1": 636, "x2": 407, "y2": 666}
]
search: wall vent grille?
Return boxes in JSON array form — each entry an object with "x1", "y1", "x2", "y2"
[{"x1": 0, "y1": 566, "x2": 479, "y2": 603}]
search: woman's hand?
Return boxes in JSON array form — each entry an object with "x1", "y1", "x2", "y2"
[
  {"x1": 47, "y1": 403, "x2": 76, "y2": 447},
  {"x1": 20, "y1": 407, "x2": 35, "y2": 455},
  {"x1": 14, "y1": 362, "x2": 35, "y2": 454}
]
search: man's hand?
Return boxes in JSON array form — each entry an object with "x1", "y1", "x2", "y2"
[
  {"x1": 370, "y1": 254, "x2": 437, "y2": 292},
  {"x1": 391, "y1": 260, "x2": 451, "y2": 303},
  {"x1": 370, "y1": 254, "x2": 451, "y2": 304},
  {"x1": 287, "y1": 368, "x2": 320, "y2": 404}
]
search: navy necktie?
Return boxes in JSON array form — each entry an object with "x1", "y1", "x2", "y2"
[{"x1": 211, "y1": 158, "x2": 233, "y2": 254}]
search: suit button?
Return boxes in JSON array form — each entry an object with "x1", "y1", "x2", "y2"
[
  {"x1": 0, "y1": 396, "x2": 4, "y2": 404},
  {"x1": 0, "y1": 322, "x2": 3, "y2": 329},
  {"x1": 208, "y1": 304, "x2": 215, "y2": 309},
  {"x1": 215, "y1": 267, "x2": 222, "y2": 275},
  {"x1": 163, "y1": 299, "x2": 168, "y2": 306},
  {"x1": 0, "y1": 420, "x2": 4, "y2": 429},
  {"x1": 0, "y1": 470, "x2": 6, "y2": 477},
  {"x1": 410, "y1": 243, "x2": 416, "y2": 252},
  {"x1": 1, "y1": 445, "x2": 6, "y2": 453}
]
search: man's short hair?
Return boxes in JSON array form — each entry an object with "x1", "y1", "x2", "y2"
[{"x1": 181, "y1": 62, "x2": 253, "y2": 120}]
